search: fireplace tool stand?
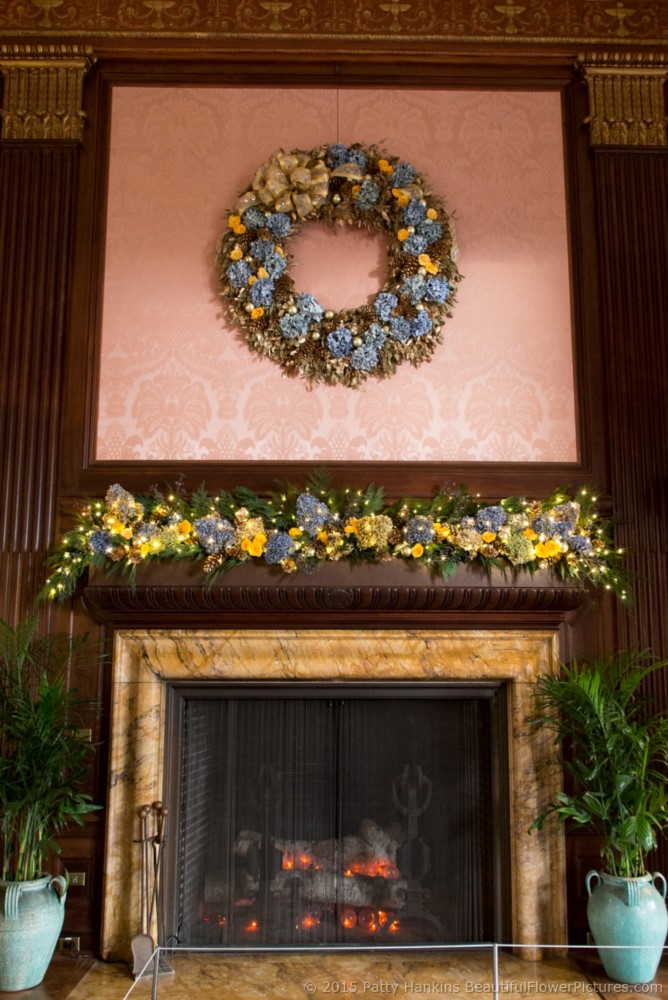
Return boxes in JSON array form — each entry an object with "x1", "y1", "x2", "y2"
[{"x1": 131, "y1": 801, "x2": 173, "y2": 978}]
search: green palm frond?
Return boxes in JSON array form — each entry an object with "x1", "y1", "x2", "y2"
[
  {"x1": 531, "y1": 649, "x2": 668, "y2": 877},
  {"x1": 0, "y1": 618, "x2": 101, "y2": 881}
]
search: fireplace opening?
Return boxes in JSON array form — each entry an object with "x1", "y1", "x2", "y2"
[{"x1": 163, "y1": 683, "x2": 511, "y2": 949}]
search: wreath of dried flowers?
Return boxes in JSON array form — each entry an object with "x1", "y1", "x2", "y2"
[
  {"x1": 216, "y1": 143, "x2": 461, "y2": 388},
  {"x1": 39, "y1": 475, "x2": 628, "y2": 603}
]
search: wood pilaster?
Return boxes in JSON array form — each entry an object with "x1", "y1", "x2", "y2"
[{"x1": 0, "y1": 45, "x2": 93, "y2": 623}]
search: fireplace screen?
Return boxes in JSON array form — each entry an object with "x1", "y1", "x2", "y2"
[{"x1": 166, "y1": 687, "x2": 506, "y2": 948}]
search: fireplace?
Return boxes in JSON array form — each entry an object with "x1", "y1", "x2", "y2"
[
  {"x1": 164, "y1": 685, "x2": 508, "y2": 948},
  {"x1": 100, "y1": 627, "x2": 567, "y2": 961}
]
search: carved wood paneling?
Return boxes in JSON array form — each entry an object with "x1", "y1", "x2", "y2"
[
  {"x1": 80, "y1": 562, "x2": 590, "y2": 630},
  {"x1": 0, "y1": 144, "x2": 79, "y2": 620},
  {"x1": 592, "y1": 147, "x2": 668, "y2": 880}
]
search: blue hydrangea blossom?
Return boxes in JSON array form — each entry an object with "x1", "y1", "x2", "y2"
[
  {"x1": 250, "y1": 278, "x2": 275, "y2": 307},
  {"x1": 296, "y1": 493, "x2": 331, "y2": 537},
  {"x1": 350, "y1": 345, "x2": 379, "y2": 371},
  {"x1": 266, "y1": 213, "x2": 291, "y2": 237},
  {"x1": 89, "y1": 530, "x2": 112, "y2": 554},
  {"x1": 227, "y1": 260, "x2": 252, "y2": 287},
  {"x1": 264, "y1": 532, "x2": 297, "y2": 564},
  {"x1": 374, "y1": 292, "x2": 398, "y2": 321},
  {"x1": 279, "y1": 314, "x2": 309, "y2": 339},
  {"x1": 475, "y1": 506, "x2": 508, "y2": 533},
  {"x1": 193, "y1": 516, "x2": 236, "y2": 554},
  {"x1": 327, "y1": 326, "x2": 354, "y2": 358},
  {"x1": 405, "y1": 515, "x2": 435, "y2": 545}
]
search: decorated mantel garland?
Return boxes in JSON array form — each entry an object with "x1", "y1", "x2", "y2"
[
  {"x1": 216, "y1": 143, "x2": 461, "y2": 387},
  {"x1": 40, "y1": 476, "x2": 628, "y2": 603}
]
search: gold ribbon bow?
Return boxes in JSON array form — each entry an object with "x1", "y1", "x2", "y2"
[{"x1": 236, "y1": 149, "x2": 330, "y2": 220}]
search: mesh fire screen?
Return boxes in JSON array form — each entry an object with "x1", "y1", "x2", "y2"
[{"x1": 169, "y1": 688, "x2": 504, "y2": 948}]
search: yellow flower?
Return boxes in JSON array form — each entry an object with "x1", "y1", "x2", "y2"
[
  {"x1": 228, "y1": 215, "x2": 246, "y2": 234},
  {"x1": 317, "y1": 531, "x2": 328, "y2": 543},
  {"x1": 344, "y1": 519, "x2": 358, "y2": 535},
  {"x1": 433, "y1": 522, "x2": 451, "y2": 540},
  {"x1": 397, "y1": 228, "x2": 411, "y2": 242},
  {"x1": 535, "y1": 539, "x2": 560, "y2": 559},
  {"x1": 418, "y1": 253, "x2": 439, "y2": 275},
  {"x1": 426, "y1": 208, "x2": 438, "y2": 220},
  {"x1": 377, "y1": 159, "x2": 393, "y2": 174},
  {"x1": 248, "y1": 275, "x2": 257, "y2": 285},
  {"x1": 140, "y1": 542, "x2": 151, "y2": 557},
  {"x1": 275, "y1": 246, "x2": 285, "y2": 256},
  {"x1": 289, "y1": 527, "x2": 302, "y2": 539},
  {"x1": 257, "y1": 266, "x2": 269, "y2": 279},
  {"x1": 109, "y1": 521, "x2": 125, "y2": 535},
  {"x1": 351, "y1": 184, "x2": 361, "y2": 197},
  {"x1": 178, "y1": 520, "x2": 192, "y2": 535},
  {"x1": 229, "y1": 247, "x2": 243, "y2": 261},
  {"x1": 248, "y1": 533, "x2": 267, "y2": 557},
  {"x1": 121, "y1": 527, "x2": 133, "y2": 540},
  {"x1": 241, "y1": 538, "x2": 251, "y2": 552},
  {"x1": 411, "y1": 543, "x2": 424, "y2": 558},
  {"x1": 523, "y1": 528, "x2": 538, "y2": 541},
  {"x1": 251, "y1": 307, "x2": 264, "y2": 320},
  {"x1": 482, "y1": 531, "x2": 497, "y2": 543},
  {"x1": 392, "y1": 188, "x2": 410, "y2": 207}
]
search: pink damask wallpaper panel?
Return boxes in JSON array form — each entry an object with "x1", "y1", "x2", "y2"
[{"x1": 97, "y1": 86, "x2": 577, "y2": 462}]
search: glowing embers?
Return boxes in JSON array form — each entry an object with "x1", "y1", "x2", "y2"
[
  {"x1": 343, "y1": 860, "x2": 400, "y2": 879},
  {"x1": 339, "y1": 906, "x2": 401, "y2": 935},
  {"x1": 282, "y1": 850, "x2": 321, "y2": 871},
  {"x1": 292, "y1": 905, "x2": 401, "y2": 936}
]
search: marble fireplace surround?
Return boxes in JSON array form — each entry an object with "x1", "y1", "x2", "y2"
[{"x1": 101, "y1": 628, "x2": 567, "y2": 961}]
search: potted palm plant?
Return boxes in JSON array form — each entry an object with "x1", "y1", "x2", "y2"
[
  {"x1": 531, "y1": 649, "x2": 668, "y2": 984},
  {"x1": 0, "y1": 617, "x2": 100, "y2": 991}
]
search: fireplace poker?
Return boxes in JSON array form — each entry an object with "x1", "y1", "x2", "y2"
[
  {"x1": 131, "y1": 805, "x2": 155, "y2": 977},
  {"x1": 148, "y1": 801, "x2": 169, "y2": 945}
]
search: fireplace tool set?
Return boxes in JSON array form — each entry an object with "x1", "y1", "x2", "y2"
[{"x1": 131, "y1": 801, "x2": 173, "y2": 978}]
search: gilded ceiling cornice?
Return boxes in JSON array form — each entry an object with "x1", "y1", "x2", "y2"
[
  {"x1": 578, "y1": 51, "x2": 668, "y2": 145},
  {"x1": 0, "y1": 44, "x2": 96, "y2": 141},
  {"x1": 0, "y1": 0, "x2": 667, "y2": 45}
]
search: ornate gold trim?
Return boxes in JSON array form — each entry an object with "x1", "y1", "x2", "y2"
[
  {"x1": 0, "y1": 43, "x2": 96, "y2": 141},
  {"x1": 578, "y1": 51, "x2": 668, "y2": 147}
]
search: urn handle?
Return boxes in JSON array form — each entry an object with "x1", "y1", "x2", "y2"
[
  {"x1": 652, "y1": 872, "x2": 667, "y2": 900},
  {"x1": 585, "y1": 870, "x2": 600, "y2": 897},
  {"x1": 49, "y1": 875, "x2": 68, "y2": 908},
  {"x1": 2, "y1": 883, "x2": 22, "y2": 921}
]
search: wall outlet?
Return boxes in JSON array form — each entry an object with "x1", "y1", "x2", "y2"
[
  {"x1": 67, "y1": 871, "x2": 86, "y2": 887},
  {"x1": 57, "y1": 936, "x2": 81, "y2": 953}
]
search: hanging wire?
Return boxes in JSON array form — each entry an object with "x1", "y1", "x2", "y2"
[{"x1": 336, "y1": 85, "x2": 340, "y2": 144}]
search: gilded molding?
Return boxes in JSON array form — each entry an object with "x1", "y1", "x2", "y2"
[
  {"x1": 0, "y1": 43, "x2": 96, "y2": 141},
  {"x1": 0, "y1": 0, "x2": 668, "y2": 43},
  {"x1": 578, "y1": 51, "x2": 668, "y2": 146}
]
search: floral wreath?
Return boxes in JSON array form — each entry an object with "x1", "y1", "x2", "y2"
[
  {"x1": 39, "y1": 476, "x2": 628, "y2": 603},
  {"x1": 216, "y1": 143, "x2": 461, "y2": 388}
]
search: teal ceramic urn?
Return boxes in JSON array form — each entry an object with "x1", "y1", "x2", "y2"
[
  {"x1": 0, "y1": 875, "x2": 67, "y2": 991},
  {"x1": 586, "y1": 870, "x2": 668, "y2": 984}
]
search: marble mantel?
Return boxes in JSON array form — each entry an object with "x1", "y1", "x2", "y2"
[{"x1": 101, "y1": 627, "x2": 567, "y2": 962}]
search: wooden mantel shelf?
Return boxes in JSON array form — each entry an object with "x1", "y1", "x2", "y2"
[{"x1": 82, "y1": 560, "x2": 590, "y2": 630}]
